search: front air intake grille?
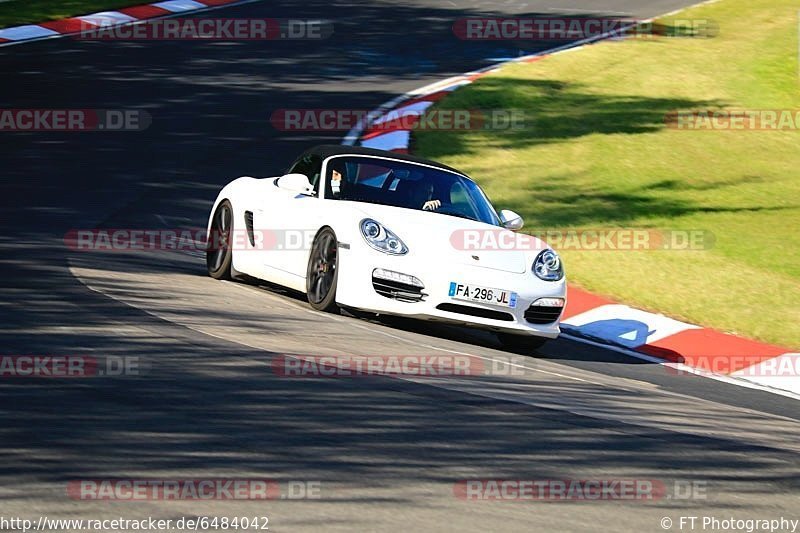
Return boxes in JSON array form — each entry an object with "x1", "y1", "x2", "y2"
[
  {"x1": 436, "y1": 303, "x2": 514, "y2": 322},
  {"x1": 524, "y1": 305, "x2": 563, "y2": 324},
  {"x1": 372, "y1": 277, "x2": 426, "y2": 302}
]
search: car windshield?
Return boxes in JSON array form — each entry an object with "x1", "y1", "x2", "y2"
[{"x1": 323, "y1": 155, "x2": 501, "y2": 225}]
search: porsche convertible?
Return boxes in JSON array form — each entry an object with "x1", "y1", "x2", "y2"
[{"x1": 206, "y1": 145, "x2": 566, "y2": 350}]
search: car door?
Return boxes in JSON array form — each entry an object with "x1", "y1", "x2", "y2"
[{"x1": 259, "y1": 154, "x2": 324, "y2": 282}]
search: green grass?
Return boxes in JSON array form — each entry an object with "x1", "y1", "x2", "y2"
[
  {"x1": 416, "y1": 0, "x2": 800, "y2": 348},
  {"x1": 0, "y1": 0, "x2": 149, "y2": 28}
]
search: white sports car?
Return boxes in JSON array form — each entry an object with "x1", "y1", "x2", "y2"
[{"x1": 206, "y1": 145, "x2": 566, "y2": 350}]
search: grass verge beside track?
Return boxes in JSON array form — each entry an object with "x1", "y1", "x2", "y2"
[
  {"x1": 416, "y1": 0, "x2": 800, "y2": 347},
  {"x1": 0, "y1": 0, "x2": 150, "y2": 28}
]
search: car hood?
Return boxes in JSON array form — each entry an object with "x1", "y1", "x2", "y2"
[{"x1": 343, "y1": 202, "x2": 546, "y2": 274}]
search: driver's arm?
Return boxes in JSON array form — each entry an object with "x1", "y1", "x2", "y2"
[{"x1": 422, "y1": 199, "x2": 441, "y2": 211}]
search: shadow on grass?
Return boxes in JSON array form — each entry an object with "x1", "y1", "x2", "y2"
[
  {"x1": 648, "y1": 20, "x2": 719, "y2": 39},
  {"x1": 500, "y1": 183, "x2": 799, "y2": 227},
  {"x1": 416, "y1": 77, "x2": 726, "y2": 157},
  {"x1": 415, "y1": 78, "x2": 799, "y2": 226}
]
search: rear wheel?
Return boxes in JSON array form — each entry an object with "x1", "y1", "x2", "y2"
[
  {"x1": 306, "y1": 227, "x2": 339, "y2": 312},
  {"x1": 497, "y1": 332, "x2": 548, "y2": 354},
  {"x1": 206, "y1": 200, "x2": 233, "y2": 280}
]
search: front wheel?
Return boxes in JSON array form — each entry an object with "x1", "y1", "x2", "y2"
[
  {"x1": 306, "y1": 227, "x2": 339, "y2": 312},
  {"x1": 207, "y1": 200, "x2": 233, "y2": 280},
  {"x1": 497, "y1": 332, "x2": 549, "y2": 354}
]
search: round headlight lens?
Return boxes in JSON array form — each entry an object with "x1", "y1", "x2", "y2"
[
  {"x1": 363, "y1": 220, "x2": 381, "y2": 239},
  {"x1": 360, "y1": 219, "x2": 408, "y2": 255},
  {"x1": 533, "y1": 249, "x2": 564, "y2": 281}
]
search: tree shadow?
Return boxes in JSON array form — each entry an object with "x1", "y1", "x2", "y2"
[
  {"x1": 416, "y1": 78, "x2": 725, "y2": 158},
  {"x1": 499, "y1": 181, "x2": 799, "y2": 227}
]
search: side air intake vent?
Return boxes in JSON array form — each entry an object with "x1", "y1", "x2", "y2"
[{"x1": 244, "y1": 211, "x2": 255, "y2": 247}]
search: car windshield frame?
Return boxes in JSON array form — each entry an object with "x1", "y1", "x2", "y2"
[{"x1": 319, "y1": 154, "x2": 501, "y2": 226}]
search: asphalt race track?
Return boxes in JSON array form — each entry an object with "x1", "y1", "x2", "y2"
[{"x1": 1, "y1": 0, "x2": 799, "y2": 531}]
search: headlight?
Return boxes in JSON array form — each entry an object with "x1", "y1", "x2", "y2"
[
  {"x1": 533, "y1": 249, "x2": 564, "y2": 281},
  {"x1": 360, "y1": 218, "x2": 408, "y2": 255}
]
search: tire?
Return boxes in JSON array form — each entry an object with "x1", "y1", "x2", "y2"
[
  {"x1": 497, "y1": 332, "x2": 548, "y2": 354},
  {"x1": 206, "y1": 200, "x2": 234, "y2": 280},
  {"x1": 306, "y1": 227, "x2": 339, "y2": 312}
]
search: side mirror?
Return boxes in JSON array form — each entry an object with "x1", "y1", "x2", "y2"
[
  {"x1": 278, "y1": 173, "x2": 314, "y2": 196},
  {"x1": 499, "y1": 209, "x2": 524, "y2": 230}
]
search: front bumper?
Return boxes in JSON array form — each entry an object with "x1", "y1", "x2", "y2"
[{"x1": 335, "y1": 243, "x2": 566, "y2": 338}]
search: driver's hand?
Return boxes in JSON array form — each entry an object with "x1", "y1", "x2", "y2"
[{"x1": 422, "y1": 199, "x2": 441, "y2": 211}]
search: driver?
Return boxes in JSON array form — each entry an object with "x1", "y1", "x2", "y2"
[
  {"x1": 327, "y1": 160, "x2": 348, "y2": 199},
  {"x1": 418, "y1": 183, "x2": 442, "y2": 211}
]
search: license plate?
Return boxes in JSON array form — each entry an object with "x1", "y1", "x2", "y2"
[{"x1": 448, "y1": 282, "x2": 517, "y2": 308}]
